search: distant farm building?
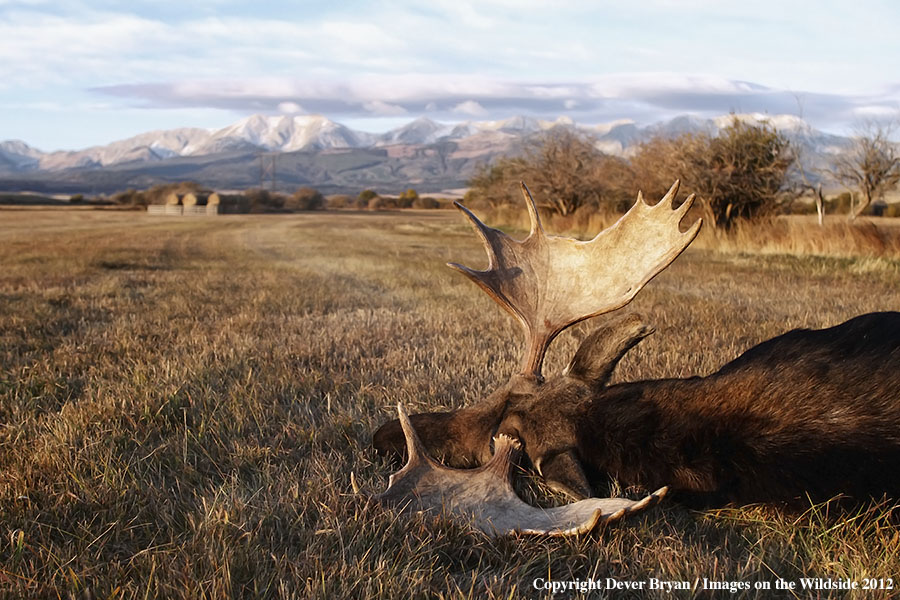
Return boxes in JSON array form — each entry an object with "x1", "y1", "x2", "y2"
[{"x1": 149, "y1": 191, "x2": 250, "y2": 215}]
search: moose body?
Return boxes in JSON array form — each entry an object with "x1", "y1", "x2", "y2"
[{"x1": 549, "y1": 312, "x2": 900, "y2": 507}]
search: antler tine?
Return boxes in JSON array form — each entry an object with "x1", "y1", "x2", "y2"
[
  {"x1": 660, "y1": 179, "x2": 679, "y2": 207},
  {"x1": 451, "y1": 201, "x2": 500, "y2": 271},
  {"x1": 449, "y1": 181, "x2": 701, "y2": 378},
  {"x1": 448, "y1": 202, "x2": 530, "y2": 330},
  {"x1": 519, "y1": 182, "x2": 544, "y2": 237},
  {"x1": 396, "y1": 403, "x2": 434, "y2": 468}
]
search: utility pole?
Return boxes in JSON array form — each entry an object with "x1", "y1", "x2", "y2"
[{"x1": 259, "y1": 152, "x2": 278, "y2": 192}]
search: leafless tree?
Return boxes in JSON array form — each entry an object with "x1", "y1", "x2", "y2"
[
  {"x1": 631, "y1": 118, "x2": 795, "y2": 230},
  {"x1": 466, "y1": 130, "x2": 632, "y2": 216},
  {"x1": 834, "y1": 120, "x2": 900, "y2": 220}
]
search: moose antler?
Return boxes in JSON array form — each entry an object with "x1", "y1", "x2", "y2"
[
  {"x1": 374, "y1": 404, "x2": 667, "y2": 536},
  {"x1": 449, "y1": 181, "x2": 700, "y2": 377}
]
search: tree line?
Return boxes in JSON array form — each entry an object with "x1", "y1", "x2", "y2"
[
  {"x1": 104, "y1": 183, "x2": 447, "y2": 212},
  {"x1": 465, "y1": 117, "x2": 900, "y2": 229}
]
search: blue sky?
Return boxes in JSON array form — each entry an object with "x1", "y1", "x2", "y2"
[{"x1": 2, "y1": 0, "x2": 899, "y2": 150}]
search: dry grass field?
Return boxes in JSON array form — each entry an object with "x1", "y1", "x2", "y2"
[{"x1": 2, "y1": 207, "x2": 900, "y2": 598}]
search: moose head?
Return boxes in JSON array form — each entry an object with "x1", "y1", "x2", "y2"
[{"x1": 371, "y1": 181, "x2": 699, "y2": 530}]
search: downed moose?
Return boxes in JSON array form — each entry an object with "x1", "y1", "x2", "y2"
[{"x1": 372, "y1": 181, "x2": 900, "y2": 534}]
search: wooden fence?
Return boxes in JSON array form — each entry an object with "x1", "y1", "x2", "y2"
[{"x1": 148, "y1": 205, "x2": 219, "y2": 216}]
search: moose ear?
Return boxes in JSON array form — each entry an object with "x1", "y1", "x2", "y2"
[{"x1": 565, "y1": 314, "x2": 654, "y2": 386}]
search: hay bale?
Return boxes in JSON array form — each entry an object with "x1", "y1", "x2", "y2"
[
  {"x1": 208, "y1": 193, "x2": 221, "y2": 206},
  {"x1": 182, "y1": 192, "x2": 212, "y2": 207},
  {"x1": 165, "y1": 192, "x2": 180, "y2": 205}
]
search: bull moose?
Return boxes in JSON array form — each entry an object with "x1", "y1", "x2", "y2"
[{"x1": 371, "y1": 181, "x2": 900, "y2": 535}]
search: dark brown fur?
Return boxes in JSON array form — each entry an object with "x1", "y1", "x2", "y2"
[{"x1": 374, "y1": 312, "x2": 900, "y2": 508}]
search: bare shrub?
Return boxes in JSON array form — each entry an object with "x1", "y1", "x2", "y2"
[
  {"x1": 397, "y1": 188, "x2": 419, "y2": 209},
  {"x1": 834, "y1": 120, "x2": 900, "y2": 219},
  {"x1": 358, "y1": 189, "x2": 378, "y2": 203},
  {"x1": 112, "y1": 188, "x2": 141, "y2": 206},
  {"x1": 467, "y1": 130, "x2": 633, "y2": 216},
  {"x1": 325, "y1": 194, "x2": 353, "y2": 209},
  {"x1": 411, "y1": 196, "x2": 440, "y2": 209},
  {"x1": 245, "y1": 188, "x2": 286, "y2": 213},
  {"x1": 465, "y1": 161, "x2": 525, "y2": 209},
  {"x1": 633, "y1": 118, "x2": 796, "y2": 230},
  {"x1": 287, "y1": 187, "x2": 325, "y2": 211}
]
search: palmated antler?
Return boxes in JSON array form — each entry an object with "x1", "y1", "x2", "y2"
[
  {"x1": 449, "y1": 181, "x2": 700, "y2": 377},
  {"x1": 374, "y1": 404, "x2": 667, "y2": 536}
]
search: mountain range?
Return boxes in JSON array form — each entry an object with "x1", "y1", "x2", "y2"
[{"x1": 0, "y1": 113, "x2": 851, "y2": 195}]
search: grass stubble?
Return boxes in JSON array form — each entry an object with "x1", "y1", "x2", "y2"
[{"x1": 1, "y1": 208, "x2": 900, "y2": 598}]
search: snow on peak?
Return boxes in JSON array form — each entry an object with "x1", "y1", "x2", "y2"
[
  {"x1": 713, "y1": 113, "x2": 811, "y2": 132},
  {"x1": 200, "y1": 113, "x2": 366, "y2": 152}
]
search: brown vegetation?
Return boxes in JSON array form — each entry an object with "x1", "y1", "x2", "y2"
[
  {"x1": 116, "y1": 181, "x2": 209, "y2": 207},
  {"x1": 286, "y1": 187, "x2": 325, "y2": 211},
  {"x1": 474, "y1": 202, "x2": 900, "y2": 260},
  {"x1": 467, "y1": 130, "x2": 633, "y2": 215},
  {"x1": 634, "y1": 119, "x2": 795, "y2": 229},
  {"x1": 1, "y1": 210, "x2": 900, "y2": 597}
]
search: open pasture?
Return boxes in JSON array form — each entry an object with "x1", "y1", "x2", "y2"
[{"x1": 2, "y1": 209, "x2": 900, "y2": 598}]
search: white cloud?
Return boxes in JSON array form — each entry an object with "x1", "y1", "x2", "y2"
[
  {"x1": 852, "y1": 105, "x2": 900, "y2": 118},
  {"x1": 588, "y1": 73, "x2": 757, "y2": 99},
  {"x1": 363, "y1": 100, "x2": 407, "y2": 116},
  {"x1": 172, "y1": 78, "x2": 302, "y2": 99},
  {"x1": 3, "y1": 0, "x2": 900, "y2": 147},
  {"x1": 277, "y1": 101, "x2": 304, "y2": 114},
  {"x1": 90, "y1": 72, "x2": 900, "y2": 138},
  {"x1": 451, "y1": 100, "x2": 488, "y2": 116}
]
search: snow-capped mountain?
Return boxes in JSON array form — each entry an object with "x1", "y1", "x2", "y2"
[
  {"x1": 0, "y1": 115, "x2": 379, "y2": 172},
  {"x1": 0, "y1": 140, "x2": 43, "y2": 170},
  {"x1": 0, "y1": 112, "x2": 853, "y2": 181},
  {"x1": 36, "y1": 127, "x2": 214, "y2": 171},
  {"x1": 198, "y1": 114, "x2": 376, "y2": 154},
  {"x1": 375, "y1": 117, "x2": 450, "y2": 145}
]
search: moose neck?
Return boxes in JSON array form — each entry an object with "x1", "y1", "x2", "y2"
[{"x1": 578, "y1": 377, "x2": 732, "y2": 496}]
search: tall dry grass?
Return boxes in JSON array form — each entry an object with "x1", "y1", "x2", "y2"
[
  {"x1": 1, "y1": 209, "x2": 899, "y2": 598},
  {"x1": 478, "y1": 202, "x2": 900, "y2": 261}
]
